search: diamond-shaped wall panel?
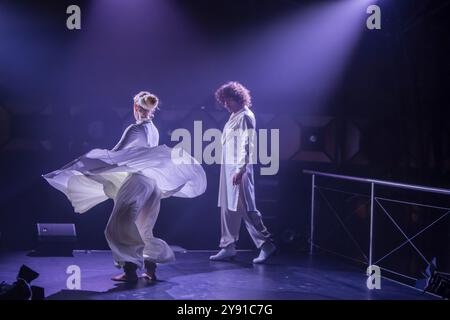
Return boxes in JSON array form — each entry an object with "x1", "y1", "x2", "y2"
[{"x1": 265, "y1": 114, "x2": 300, "y2": 161}]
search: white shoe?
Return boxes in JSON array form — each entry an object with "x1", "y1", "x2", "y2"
[
  {"x1": 253, "y1": 242, "x2": 276, "y2": 264},
  {"x1": 209, "y1": 245, "x2": 237, "y2": 261}
]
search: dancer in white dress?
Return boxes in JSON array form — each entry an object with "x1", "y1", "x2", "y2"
[{"x1": 43, "y1": 91, "x2": 206, "y2": 282}]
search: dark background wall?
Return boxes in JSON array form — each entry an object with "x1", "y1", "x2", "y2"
[{"x1": 0, "y1": 0, "x2": 449, "y2": 253}]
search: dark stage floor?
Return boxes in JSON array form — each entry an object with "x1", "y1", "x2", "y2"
[{"x1": 0, "y1": 250, "x2": 437, "y2": 300}]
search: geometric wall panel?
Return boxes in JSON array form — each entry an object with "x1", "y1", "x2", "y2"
[
  {"x1": 292, "y1": 116, "x2": 337, "y2": 163},
  {"x1": 343, "y1": 118, "x2": 369, "y2": 165},
  {"x1": 266, "y1": 114, "x2": 300, "y2": 161}
]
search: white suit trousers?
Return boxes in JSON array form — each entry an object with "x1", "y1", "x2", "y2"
[{"x1": 219, "y1": 184, "x2": 271, "y2": 249}]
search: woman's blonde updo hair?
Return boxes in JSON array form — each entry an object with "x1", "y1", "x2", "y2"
[{"x1": 133, "y1": 91, "x2": 159, "y2": 110}]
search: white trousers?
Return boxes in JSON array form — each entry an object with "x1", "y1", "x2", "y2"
[
  {"x1": 219, "y1": 185, "x2": 271, "y2": 249},
  {"x1": 104, "y1": 173, "x2": 175, "y2": 269}
]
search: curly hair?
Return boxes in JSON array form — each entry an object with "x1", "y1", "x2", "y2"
[{"x1": 215, "y1": 81, "x2": 252, "y2": 108}]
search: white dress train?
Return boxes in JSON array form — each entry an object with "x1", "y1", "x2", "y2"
[{"x1": 43, "y1": 119, "x2": 206, "y2": 269}]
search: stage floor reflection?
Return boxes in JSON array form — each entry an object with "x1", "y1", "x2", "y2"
[{"x1": 0, "y1": 250, "x2": 437, "y2": 300}]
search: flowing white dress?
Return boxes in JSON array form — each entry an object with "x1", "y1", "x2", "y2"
[{"x1": 43, "y1": 119, "x2": 206, "y2": 268}]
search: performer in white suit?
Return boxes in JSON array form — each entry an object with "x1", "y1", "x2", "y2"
[
  {"x1": 210, "y1": 82, "x2": 276, "y2": 264},
  {"x1": 43, "y1": 91, "x2": 206, "y2": 282}
]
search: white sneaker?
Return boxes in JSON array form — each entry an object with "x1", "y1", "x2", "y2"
[
  {"x1": 253, "y1": 242, "x2": 276, "y2": 264},
  {"x1": 209, "y1": 245, "x2": 237, "y2": 261}
]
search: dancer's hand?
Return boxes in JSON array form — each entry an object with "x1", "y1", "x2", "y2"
[{"x1": 232, "y1": 171, "x2": 243, "y2": 185}]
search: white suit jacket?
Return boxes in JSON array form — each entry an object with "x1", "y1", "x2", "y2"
[{"x1": 218, "y1": 106, "x2": 257, "y2": 212}]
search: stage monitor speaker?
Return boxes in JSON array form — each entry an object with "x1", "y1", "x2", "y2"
[{"x1": 31, "y1": 223, "x2": 77, "y2": 257}]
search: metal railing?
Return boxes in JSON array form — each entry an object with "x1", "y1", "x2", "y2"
[{"x1": 304, "y1": 170, "x2": 450, "y2": 279}]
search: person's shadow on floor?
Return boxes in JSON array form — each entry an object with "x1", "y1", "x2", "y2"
[{"x1": 46, "y1": 278, "x2": 176, "y2": 300}]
